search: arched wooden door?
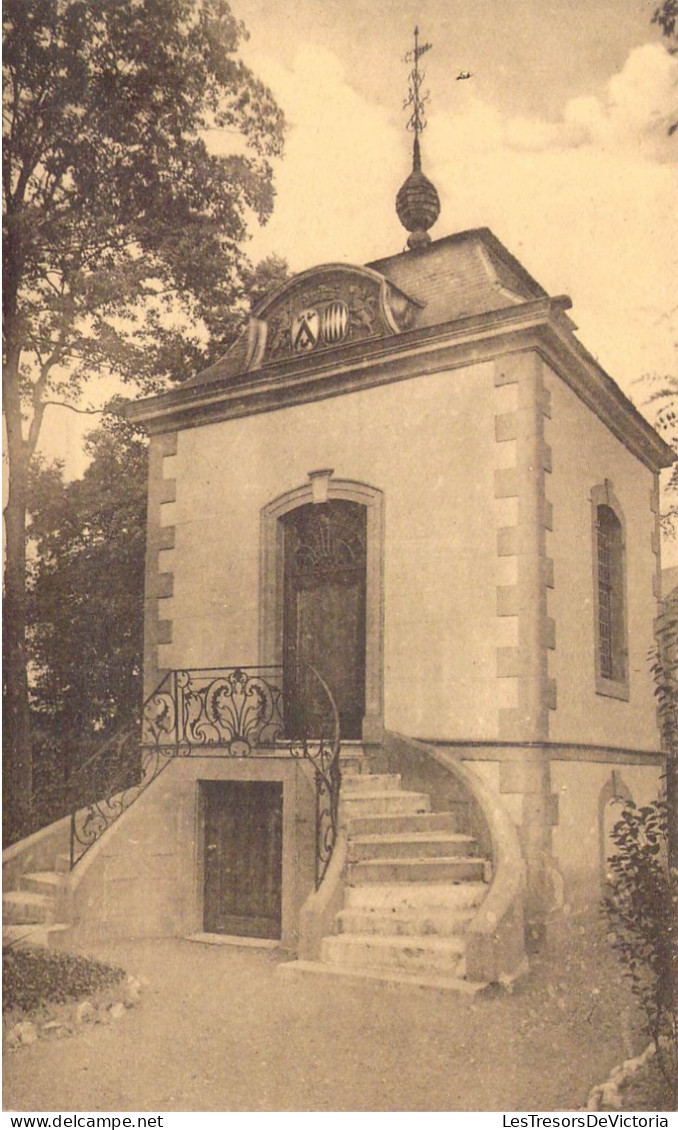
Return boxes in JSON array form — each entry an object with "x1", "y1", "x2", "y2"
[{"x1": 281, "y1": 500, "x2": 367, "y2": 740}]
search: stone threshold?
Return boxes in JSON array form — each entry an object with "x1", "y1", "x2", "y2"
[{"x1": 185, "y1": 933, "x2": 279, "y2": 949}]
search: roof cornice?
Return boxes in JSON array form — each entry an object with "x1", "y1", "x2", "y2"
[{"x1": 126, "y1": 297, "x2": 674, "y2": 472}]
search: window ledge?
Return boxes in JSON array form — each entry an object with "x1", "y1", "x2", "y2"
[{"x1": 595, "y1": 675, "x2": 630, "y2": 702}]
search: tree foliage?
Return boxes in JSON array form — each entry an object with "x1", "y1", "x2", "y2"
[
  {"x1": 27, "y1": 411, "x2": 148, "y2": 800},
  {"x1": 639, "y1": 600, "x2": 678, "y2": 1092},
  {"x1": 602, "y1": 576, "x2": 678, "y2": 1095},
  {"x1": 653, "y1": 0, "x2": 678, "y2": 133},
  {"x1": 3, "y1": 0, "x2": 286, "y2": 388},
  {"x1": 654, "y1": 0, "x2": 678, "y2": 48},
  {"x1": 23, "y1": 251, "x2": 290, "y2": 837},
  {"x1": 632, "y1": 371, "x2": 678, "y2": 536},
  {"x1": 2, "y1": 0, "x2": 286, "y2": 837}
]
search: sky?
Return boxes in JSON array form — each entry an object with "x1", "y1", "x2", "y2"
[
  {"x1": 38, "y1": 0, "x2": 678, "y2": 515},
  {"x1": 230, "y1": 0, "x2": 677, "y2": 390}
]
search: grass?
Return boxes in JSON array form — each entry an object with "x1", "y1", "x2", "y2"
[{"x1": 3, "y1": 946, "x2": 125, "y2": 1015}]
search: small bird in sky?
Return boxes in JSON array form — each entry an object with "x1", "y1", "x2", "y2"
[{"x1": 456, "y1": 70, "x2": 472, "y2": 80}]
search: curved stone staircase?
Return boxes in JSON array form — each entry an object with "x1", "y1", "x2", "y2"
[
  {"x1": 3, "y1": 853, "x2": 72, "y2": 949},
  {"x1": 4, "y1": 746, "x2": 508, "y2": 990},
  {"x1": 280, "y1": 749, "x2": 492, "y2": 993}
]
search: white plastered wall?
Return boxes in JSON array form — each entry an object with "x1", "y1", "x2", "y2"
[
  {"x1": 544, "y1": 366, "x2": 660, "y2": 751},
  {"x1": 550, "y1": 759, "x2": 663, "y2": 909},
  {"x1": 157, "y1": 362, "x2": 506, "y2": 739}
]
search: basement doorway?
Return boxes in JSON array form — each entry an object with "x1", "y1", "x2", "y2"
[{"x1": 203, "y1": 781, "x2": 283, "y2": 940}]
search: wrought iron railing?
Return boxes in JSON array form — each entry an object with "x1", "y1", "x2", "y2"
[{"x1": 68, "y1": 665, "x2": 341, "y2": 886}]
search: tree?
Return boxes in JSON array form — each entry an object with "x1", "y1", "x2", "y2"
[
  {"x1": 21, "y1": 253, "x2": 291, "y2": 840},
  {"x1": 653, "y1": 601, "x2": 678, "y2": 1065},
  {"x1": 27, "y1": 410, "x2": 148, "y2": 825},
  {"x1": 653, "y1": 0, "x2": 678, "y2": 132},
  {"x1": 653, "y1": 0, "x2": 678, "y2": 47},
  {"x1": 2, "y1": 0, "x2": 286, "y2": 835},
  {"x1": 633, "y1": 372, "x2": 678, "y2": 535}
]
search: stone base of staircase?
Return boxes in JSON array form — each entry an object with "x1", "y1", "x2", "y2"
[
  {"x1": 2, "y1": 922, "x2": 72, "y2": 949},
  {"x1": 3, "y1": 863, "x2": 72, "y2": 950},
  {"x1": 282, "y1": 748, "x2": 493, "y2": 994},
  {"x1": 278, "y1": 958, "x2": 488, "y2": 995}
]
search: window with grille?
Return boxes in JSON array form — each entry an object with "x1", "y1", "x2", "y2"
[{"x1": 593, "y1": 492, "x2": 628, "y2": 699}]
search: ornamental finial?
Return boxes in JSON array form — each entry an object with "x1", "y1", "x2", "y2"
[{"x1": 396, "y1": 27, "x2": 440, "y2": 250}]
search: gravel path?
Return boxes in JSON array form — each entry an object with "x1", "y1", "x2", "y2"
[{"x1": 3, "y1": 918, "x2": 647, "y2": 1112}]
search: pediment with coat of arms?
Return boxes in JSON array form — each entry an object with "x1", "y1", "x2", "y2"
[{"x1": 244, "y1": 264, "x2": 421, "y2": 370}]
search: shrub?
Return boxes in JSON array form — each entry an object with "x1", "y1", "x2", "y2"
[
  {"x1": 3, "y1": 947, "x2": 125, "y2": 1014},
  {"x1": 604, "y1": 798, "x2": 677, "y2": 1097}
]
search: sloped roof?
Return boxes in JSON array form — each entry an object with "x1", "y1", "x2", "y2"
[
  {"x1": 126, "y1": 227, "x2": 674, "y2": 473},
  {"x1": 368, "y1": 227, "x2": 549, "y2": 327},
  {"x1": 181, "y1": 227, "x2": 553, "y2": 389}
]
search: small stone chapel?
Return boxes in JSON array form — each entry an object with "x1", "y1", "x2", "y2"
[{"x1": 5, "y1": 36, "x2": 673, "y2": 990}]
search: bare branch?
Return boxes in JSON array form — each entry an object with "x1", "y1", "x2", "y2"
[
  {"x1": 25, "y1": 322, "x2": 73, "y2": 457},
  {"x1": 41, "y1": 401, "x2": 103, "y2": 415}
]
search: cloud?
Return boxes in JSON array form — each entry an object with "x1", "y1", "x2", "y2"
[
  {"x1": 420, "y1": 44, "x2": 677, "y2": 390},
  {"x1": 241, "y1": 45, "x2": 406, "y2": 268},
  {"x1": 564, "y1": 44, "x2": 678, "y2": 160},
  {"x1": 239, "y1": 37, "x2": 676, "y2": 392},
  {"x1": 429, "y1": 44, "x2": 678, "y2": 159},
  {"x1": 38, "y1": 39, "x2": 678, "y2": 480}
]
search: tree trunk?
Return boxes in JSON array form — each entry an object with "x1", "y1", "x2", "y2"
[
  {"x1": 3, "y1": 350, "x2": 33, "y2": 844},
  {"x1": 666, "y1": 748, "x2": 678, "y2": 1102}
]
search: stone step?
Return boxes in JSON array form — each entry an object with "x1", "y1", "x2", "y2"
[
  {"x1": 339, "y1": 744, "x2": 367, "y2": 772},
  {"x1": 2, "y1": 890, "x2": 56, "y2": 925},
  {"x1": 321, "y1": 932, "x2": 467, "y2": 976},
  {"x1": 346, "y1": 811, "x2": 464, "y2": 836},
  {"x1": 2, "y1": 924, "x2": 48, "y2": 948},
  {"x1": 336, "y1": 905, "x2": 476, "y2": 937},
  {"x1": 341, "y1": 773, "x2": 401, "y2": 794},
  {"x1": 348, "y1": 831, "x2": 477, "y2": 862},
  {"x1": 20, "y1": 871, "x2": 67, "y2": 896},
  {"x1": 2, "y1": 922, "x2": 72, "y2": 949},
  {"x1": 348, "y1": 855, "x2": 486, "y2": 885},
  {"x1": 345, "y1": 880, "x2": 487, "y2": 911},
  {"x1": 340, "y1": 791, "x2": 430, "y2": 819},
  {"x1": 54, "y1": 854, "x2": 72, "y2": 874},
  {"x1": 278, "y1": 959, "x2": 488, "y2": 996}
]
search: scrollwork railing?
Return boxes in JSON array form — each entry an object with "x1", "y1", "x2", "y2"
[
  {"x1": 69, "y1": 672, "x2": 179, "y2": 867},
  {"x1": 287, "y1": 665, "x2": 341, "y2": 887},
  {"x1": 69, "y1": 665, "x2": 341, "y2": 886}
]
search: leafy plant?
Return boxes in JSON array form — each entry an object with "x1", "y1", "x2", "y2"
[
  {"x1": 650, "y1": 595, "x2": 678, "y2": 1098},
  {"x1": 604, "y1": 798, "x2": 677, "y2": 1097}
]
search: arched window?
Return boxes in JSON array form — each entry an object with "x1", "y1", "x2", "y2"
[{"x1": 592, "y1": 484, "x2": 629, "y2": 699}]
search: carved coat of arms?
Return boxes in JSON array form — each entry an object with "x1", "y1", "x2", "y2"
[{"x1": 244, "y1": 264, "x2": 419, "y2": 369}]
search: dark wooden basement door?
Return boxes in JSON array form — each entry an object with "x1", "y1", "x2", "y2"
[
  {"x1": 203, "y1": 781, "x2": 283, "y2": 939},
  {"x1": 282, "y1": 500, "x2": 367, "y2": 741}
]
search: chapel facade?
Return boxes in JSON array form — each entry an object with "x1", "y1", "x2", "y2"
[
  {"x1": 111, "y1": 210, "x2": 672, "y2": 982},
  {"x1": 5, "y1": 107, "x2": 672, "y2": 989}
]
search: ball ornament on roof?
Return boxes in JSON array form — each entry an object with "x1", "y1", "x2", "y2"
[
  {"x1": 396, "y1": 138, "x2": 441, "y2": 250},
  {"x1": 397, "y1": 27, "x2": 440, "y2": 250}
]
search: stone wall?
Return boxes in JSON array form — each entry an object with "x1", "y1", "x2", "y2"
[{"x1": 66, "y1": 756, "x2": 316, "y2": 949}]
